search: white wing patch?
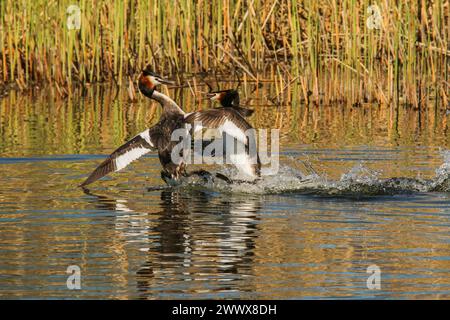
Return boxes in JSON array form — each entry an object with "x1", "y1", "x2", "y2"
[
  {"x1": 140, "y1": 129, "x2": 154, "y2": 147},
  {"x1": 219, "y1": 120, "x2": 247, "y2": 144},
  {"x1": 229, "y1": 152, "x2": 257, "y2": 178},
  {"x1": 189, "y1": 118, "x2": 247, "y2": 144},
  {"x1": 114, "y1": 130, "x2": 154, "y2": 171},
  {"x1": 81, "y1": 128, "x2": 156, "y2": 187},
  {"x1": 185, "y1": 120, "x2": 203, "y2": 134},
  {"x1": 114, "y1": 146, "x2": 150, "y2": 171}
]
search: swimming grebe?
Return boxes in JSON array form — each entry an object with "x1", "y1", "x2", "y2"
[
  {"x1": 80, "y1": 66, "x2": 260, "y2": 187},
  {"x1": 207, "y1": 89, "x2": 254, "y2": 117}
]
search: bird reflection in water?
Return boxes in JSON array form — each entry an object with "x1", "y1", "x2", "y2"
[{"x1": 82, "y1": 187, "x2": 261, "y2": 299}]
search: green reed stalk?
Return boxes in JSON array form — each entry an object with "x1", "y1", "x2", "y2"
[{"x1": 0, "y1": 0, "x2": 448, "y2": 108}]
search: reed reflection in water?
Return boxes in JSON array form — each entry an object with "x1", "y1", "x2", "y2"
[{"x1": 0, "y1": 83, "x2": 449, "y2": 299}]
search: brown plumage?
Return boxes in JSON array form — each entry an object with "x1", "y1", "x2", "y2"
[{"x1": 185, "y1": 108, "x2": 253, "y2": 136}]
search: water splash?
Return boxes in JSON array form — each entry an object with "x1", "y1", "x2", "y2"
[
  {"x1": 429, "y1": 150, "x2": 450, "y2": 192},
  {"x1": 176, "y1": 151, "x2": 450, "y2": 196}
]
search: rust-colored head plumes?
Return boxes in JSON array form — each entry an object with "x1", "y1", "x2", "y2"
[{"x1": 138, "y1": 65, "x2": 174, "y2": 98}]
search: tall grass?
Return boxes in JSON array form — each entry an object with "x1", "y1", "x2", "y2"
[{"x1": 0, "y1": 0, "x2": 448, "y2": 106}]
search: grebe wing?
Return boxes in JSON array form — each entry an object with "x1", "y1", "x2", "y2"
[
  {"x1": 184, "y1": 109, "x2": 261, "y2": 178},
  {"x1": 232, "y1": 105, "x2": 254, "y2": 117},
  {"x1": 80, "y1": 128, "x2": 157, "y2": 187},
  {"x1": 184, "y1": 108, "x2": 253, "y2": 144}
]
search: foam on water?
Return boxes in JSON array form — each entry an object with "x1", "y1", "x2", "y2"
[
  {"x1": 429, "y1": 150, "x2": 450, "y2": 192},
  {"x1": 178, "y1": 151, "x2": 450, "y2": 196}
]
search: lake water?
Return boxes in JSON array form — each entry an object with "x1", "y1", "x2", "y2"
[{"x1": 0, "y1": 84, "x2": 449, "y2": 299}]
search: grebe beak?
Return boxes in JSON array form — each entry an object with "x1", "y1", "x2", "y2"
[
  {"x1": 153, "y1": 76, "x2": 175, "y2": 85},
  {"x1": 206, "y1": 92, "x2": 220, "y2": 101}
]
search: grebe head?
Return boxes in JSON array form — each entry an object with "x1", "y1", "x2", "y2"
[
  {"x1": 207, "y1": 89, "x2": 240, "y2": 108},
  {"x1": 138, "y1": 65, "x2": 174, "y2": 98}
]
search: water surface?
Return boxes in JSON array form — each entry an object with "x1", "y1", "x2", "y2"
[{"x1": 0, "y1": 85, "x2": 449, "y2": 299}]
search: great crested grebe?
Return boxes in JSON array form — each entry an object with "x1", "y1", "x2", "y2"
[
  {"x1": 80, "y1": 66, "x2": 261, "y2": 187},
  {"x1": 207, "y1": 89, "x2": 254, "y2": 117}
]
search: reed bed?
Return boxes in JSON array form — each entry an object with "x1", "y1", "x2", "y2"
[{"x1": 0, "y1": 0, "x2": 448, "y2": 107}]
